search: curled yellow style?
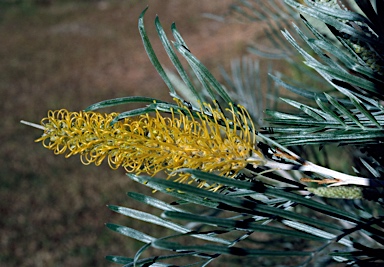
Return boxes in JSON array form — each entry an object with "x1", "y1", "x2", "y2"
[{"x1": 36, "y1": 100, "x2": 264, "y2": 189}]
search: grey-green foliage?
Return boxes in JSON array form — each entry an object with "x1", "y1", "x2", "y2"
[
  {"x1": 88, "y1": 2, "x2": 384, "y2": 266},
  {"x1": 265, "y1": 0, "x2": 384, "y2": 147}
]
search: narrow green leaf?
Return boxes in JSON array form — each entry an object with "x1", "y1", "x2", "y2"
[
  {"x1": 266, "y1": 118, "x2": 348, "y2": 127},
  {"x1": 171, "y1": 23, "x2": 189, "y2": 50},
  {"x1": 138, "y1": 8, "x2": 176, "y2": 95},
  {"x1": 105, "y1": 223, "x2": 155, "y2": 243},
  {"x1": 275, "y1": 131, "x2": 384, "y2": 145},
  {"x1": 265, "y1": 110, "x2": 305, "y2": 120},
  {"x1": 187, "y1": 62, "x2": 217, "y2": 102},
  {"x1": 84, "y1": 96, "x2": 166, "y2": 111},
  {"x1": 155, "y1": 17, "x2": 203, "y2": 104},
  {"x1": 265, "y1": 126, "x2": 324, "y2": 134},
  {"x1": 111, "y1": 102, "x2": 190, "y2": 124},
  {"x1": 127, "y1": 192, "x2": 185, "y2": 212},
  {"x1": 108, "y1": 205, "x2": 230, "y2": 245},
  {"x1": 281, "y1": 98, "x2": 329, "y2": 121},
  {"x1": 299, "y1": 105, "x2": 325, "y2": 121},
  {"x1": 153, "y1": 240, "x2": 312, "y2": 257},
  {"x1": 105, "y1": 255, "x2": 133, "y2": 264},
  {"x1": 111, "y1": 106, "x2": 156, "y2": 124},
  {"x1": 281, "y1": 220, "x2": 352, "y2": 247},
  {"x1": 108, "y1": 205, "x2": 184, "y2": 231}
]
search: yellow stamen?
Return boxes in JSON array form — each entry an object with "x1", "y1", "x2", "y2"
[{"x1": 36, "y1": 100, "x2": 264, "y2": 190}]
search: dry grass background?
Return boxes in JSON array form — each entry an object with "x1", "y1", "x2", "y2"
[{"x1": 0, "y1": 1, "x2": 266, "y2": 266}]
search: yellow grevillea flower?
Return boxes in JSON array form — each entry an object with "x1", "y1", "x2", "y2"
[{"x1": 36, "y1": 100, "x2": 264, "y2": 189}]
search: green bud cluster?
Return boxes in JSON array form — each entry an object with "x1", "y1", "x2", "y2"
[{"x1": 307, "y1": 186, "x2": 363, "y2": 199}]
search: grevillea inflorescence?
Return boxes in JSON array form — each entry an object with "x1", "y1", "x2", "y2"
[{"x1": 35, "y1": 100, "x2": 265, "y2": 190}]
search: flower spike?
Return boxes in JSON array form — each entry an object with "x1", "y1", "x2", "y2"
[{"x1": 34, "y1": 100, "x2": 265, "y2": 190}]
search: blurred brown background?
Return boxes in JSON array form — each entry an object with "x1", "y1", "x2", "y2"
[{"x1": 0, "y1": 1, "x2": 261, "y2": 266}]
